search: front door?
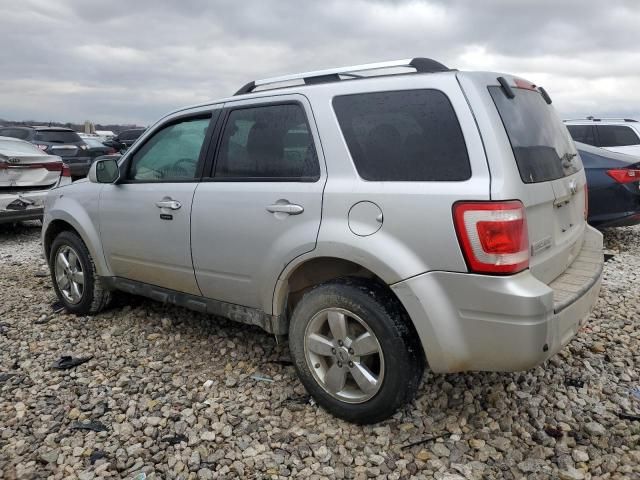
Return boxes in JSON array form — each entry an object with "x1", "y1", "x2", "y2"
[
  {"x1": 99, "y1": 112, "x2": 216, "y2": 295},
  {"x1": 191, "y1": 96, "x2": 325, "y2": 310}
]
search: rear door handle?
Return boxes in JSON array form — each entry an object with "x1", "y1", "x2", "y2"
[
  {"x1": 155, "y1": 199, "x2": 182, "y2": 210},
  {"x1": 266, "y1": 203, "x2": 304, "y2": 215}
]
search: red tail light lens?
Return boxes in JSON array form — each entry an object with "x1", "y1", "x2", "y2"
[
  {"x1": 606, "y1": 169, "x2": 640, "y2": 184},
  {"x1": 453, "y1": 201, "x2": 529, "y2": 274},
  {"x1": 61, "y1": 163, "x2": 71, "y2": 177}
]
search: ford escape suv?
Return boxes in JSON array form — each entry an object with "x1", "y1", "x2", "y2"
[{"x1": 42, "y1": 58, "x2": 604, "y2": 423}]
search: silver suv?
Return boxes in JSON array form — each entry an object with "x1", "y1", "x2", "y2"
[{"x1": 42, "y1": 58, "x2": 604, "y2": 423}]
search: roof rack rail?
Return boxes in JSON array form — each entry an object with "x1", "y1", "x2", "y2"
[
  {"x1": 571, "y1": 116, "x2": 639, "y2": 123},
  {"x1": 234, "y1": 57, "x2": 451, "y2": 96}
]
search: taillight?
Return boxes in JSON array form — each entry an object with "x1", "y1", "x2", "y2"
[
  {"x1": 606, "y1": 169, "x2": 640, "y2": 184},
  {"x1": 44, "y1": 162, "x2": 63, "y2": 172},
  {"x1": 35, "y1": 144, "x2": 48, "y2": 151},
  {"x1": 453, "y1": 201, "x2": 529, "y2": 275},
  {"x1": 61, "y1": 163, "x2": 71, "y2": 177}
]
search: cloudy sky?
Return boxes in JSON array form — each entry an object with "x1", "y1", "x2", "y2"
[{"x1": 1, "y1": 0, "x2": 639, "y2": 126}]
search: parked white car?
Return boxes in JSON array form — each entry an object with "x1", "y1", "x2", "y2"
[
  {"x1": 0, "y1": 136, "x2": 71, "y2": 224},
  {"x1": 565, "y1": 118, "x2": 640, "y2": 156}
]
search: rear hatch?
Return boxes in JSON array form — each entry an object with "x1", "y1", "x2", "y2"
[
  {"x1": 0, "y1": 139, "x2": 63, "y2": 189},
  {"x1": 463, "y1": 74, "x2": 588, "y2": 285},
  {"x1": 34, "y1": 130, "x2": 87, "y2": 159}
]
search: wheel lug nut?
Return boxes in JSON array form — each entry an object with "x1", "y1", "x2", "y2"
[
  {"x1": 348, "y1": 348, "x2": 354, "y2": 355},
  {"x1": 337, "y1": 362, "x2": 343, "y2": 368},
  {"x1": 331, "y1": 348, "x2": 336, "y2": 354},
  {"x1": 338, "y1": 340, "x2": 343, "y2": 346},
  {"x1": 348, "y1": 361, "x2": 354, "y2": 368},
  {"x1": 314, "y1": 363, "x2": 320, "y2": 368}
]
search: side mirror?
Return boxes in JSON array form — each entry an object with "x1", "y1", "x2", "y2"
[{"x1": 88, "y1": 157, "x2": 120, "y2": 184}]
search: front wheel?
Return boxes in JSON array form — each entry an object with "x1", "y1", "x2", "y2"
[
  {"x1": 49, "y1": 231, "x2": 111, "y2": 315},
  {"x1": 288, "y1": 278, "x2": 424, "y2": 423}
]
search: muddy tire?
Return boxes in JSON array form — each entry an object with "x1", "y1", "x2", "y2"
[
  {"x1": 49, "y1": 231, "x2": 111, "y2": 315},
  {"x1": 288, "y1": 277, "x2": 424, "y2": 424}
]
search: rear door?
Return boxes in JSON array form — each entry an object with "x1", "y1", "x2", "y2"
[
  {"x1": 99, "y1": 111, "x2": 217, "y2": 295},
  {"x1": 460, "y1": 73, "x2": 587, "y2": 284},
  {"x1": 190, "y1": 95, "x2": 325, "y2": 311}
]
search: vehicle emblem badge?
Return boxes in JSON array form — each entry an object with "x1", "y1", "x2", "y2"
[{"x1": 8, "y1": 157, "x2": 20, "y2": 164}]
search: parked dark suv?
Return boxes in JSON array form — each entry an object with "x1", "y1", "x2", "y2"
[
  {"x1": 112, "y1": 128, "x2": 145, "y2": 152},
  {"x1": 0, "y1": 126, "x2": 93, "y2": 178}
]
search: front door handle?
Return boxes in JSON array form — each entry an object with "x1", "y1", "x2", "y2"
[
  {"x1": 155, "y1": 199, "x2": 182, "y2": 210},
  {"x1": 266, "y1": 203, "x2": 304, "y2": 215}
]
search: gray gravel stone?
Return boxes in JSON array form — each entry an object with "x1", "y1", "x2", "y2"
[{"x1": 0, "y1": 222, "x2": 638, "y2": 479}]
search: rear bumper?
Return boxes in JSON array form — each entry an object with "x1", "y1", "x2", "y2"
[
  {"x1": 0, "y1": 189, "x2": 49, "y2": 224},
  {"x1": 392, "y1": 226, "x2": 604, "y2": 373}
]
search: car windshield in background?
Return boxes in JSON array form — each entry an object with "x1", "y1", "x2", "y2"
[
  {"x1": 489, "y1": 86, "x2": 580, "y2": 183},
  {"x1": 0, "y1": 139, "x2": 43, "y2": 154},
  {"x1": 34, "y1": 131, "x2": 82, "y2": 143}
]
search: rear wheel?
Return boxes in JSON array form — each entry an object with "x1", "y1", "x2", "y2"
[
  {"x1": 49, "y1": 231, "x2": 111, "y2": 315},
  {"x1": 289, "y1": 278, "x2": 424, "y2": 423}
]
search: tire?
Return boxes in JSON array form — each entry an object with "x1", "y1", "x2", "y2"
[
  {"x1": 288, "y1": 277, "x2": 424, "y2": 424},
  {"x1": 49, "y1": 230, "x2": 112, "y2": 315}
]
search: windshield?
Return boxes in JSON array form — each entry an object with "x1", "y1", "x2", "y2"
[{"x1": 489, "y1": 86, "x2": 581, "y2": 183}]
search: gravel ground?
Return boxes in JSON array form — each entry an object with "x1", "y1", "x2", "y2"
[{"x1": 0, "y1": 222, "x2": 638, "y2": 480}]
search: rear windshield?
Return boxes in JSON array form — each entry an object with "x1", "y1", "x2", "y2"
[
  {"x1": 489, "y1": 86, "x2": 581, "y2": 183},
  {"x1": 34, "y1": 130, "x2": 82, "y2": 143},
  {"x1": 0, "y1": 139, "x2": 42, "y2": 154},
  {"x1": 0, "y1": 128, "x2": 30, "y2": 140},
  {"x1": 333, "y1": 89, "x2": 471, "y2": 181}
]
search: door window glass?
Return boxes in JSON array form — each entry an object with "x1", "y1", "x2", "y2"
[
  {"x1": 215, "y1": 104, "x2": 320, "y2": 180},
  {"x1": 566, "y1": 125, "x2": 596, "y2": 146},
  {"x1": 128, "y1": 118, "x2": 209, "y2": 181}
]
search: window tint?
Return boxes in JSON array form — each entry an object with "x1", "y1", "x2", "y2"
[
  {"x1": 0, "y1": 128, "x2": 30, "y2": 140},
  {"x1": 333, "y1": 90, "x2": 470, "y2": 181},
  {"x1": 34, "y1": 131, "x2": 82, "y2": 143},
  {"x1": 489, "y1": 87, "x2": 581, "y2": 183},
  {"x1": 128, "y1": 117, "x2": 209, "y2": 181},
  {"x1": 596, "y1": 125, "x2": 640, "y2": 147},
  {"x1": 566, "y1": 125, "x2": 596, "y2": 146},
  {"x1": 215, "y1": 104, "x2": 319, "y2": 180},
  {"x1": 119, "y1": 130, "x2": 144, "y2": 141}
]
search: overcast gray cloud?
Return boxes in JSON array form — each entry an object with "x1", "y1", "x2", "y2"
[{"x1": 1, "y1": 0, "x2": 639, "y2": 125}]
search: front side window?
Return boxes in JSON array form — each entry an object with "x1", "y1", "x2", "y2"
[
  {"x1": 214, "y1": 103, "x2": 320, "y2": 180},
  {"x1": 333, "y1": 89, "x2": 471, "y2": 181},
  {"x1": 566, "y1": 125, "x2": 596, "y2": 146},
  {"x1": 596, "y1": 125, "x2": 640, "y2": 147},
  {"x1": 128, "y1": 117, "x2": 210, "y2": 181}
]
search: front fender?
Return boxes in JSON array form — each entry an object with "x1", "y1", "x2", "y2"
[{"x1": 42, "y1": 186, "x2": 110, "y2": 277}]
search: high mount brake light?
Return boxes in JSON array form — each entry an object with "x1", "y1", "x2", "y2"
[
  {"x1": 453, "y1": 201, "x2": 529, "y2": 275},
  {"x1": 606, "y1": 169, "x2": 640, "y2": 184}
]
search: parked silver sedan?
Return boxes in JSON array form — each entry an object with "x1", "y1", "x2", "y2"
[{"x1": 0, "y1": 136, "x2": 71, "y2": 224}]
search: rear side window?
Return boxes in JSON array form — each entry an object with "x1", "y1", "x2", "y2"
[
  {"x1": 214, "y1": 103, "x2": 320, "y2": 180},
  {"x1": 489, "y1": 87, "x2": 581, "y2": 183},
  {"x1": 119, "y1": 130, "x2": 144, "y2": 141},
  {"x1": 333, "y1": 90, "x2": 471, "y2": 181},
  {"x1": 596, "y1": 125, "x2": 640, "y2": 147},
  {"x1": 566, "y1": 125, "x2": 596, "y2": 146},
  {"x1": 0, "y1": 128, "x2": 30, "y2": 140},
  {"x1": 34, "y1": 130, "x2": 82, "y2": 143}
]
